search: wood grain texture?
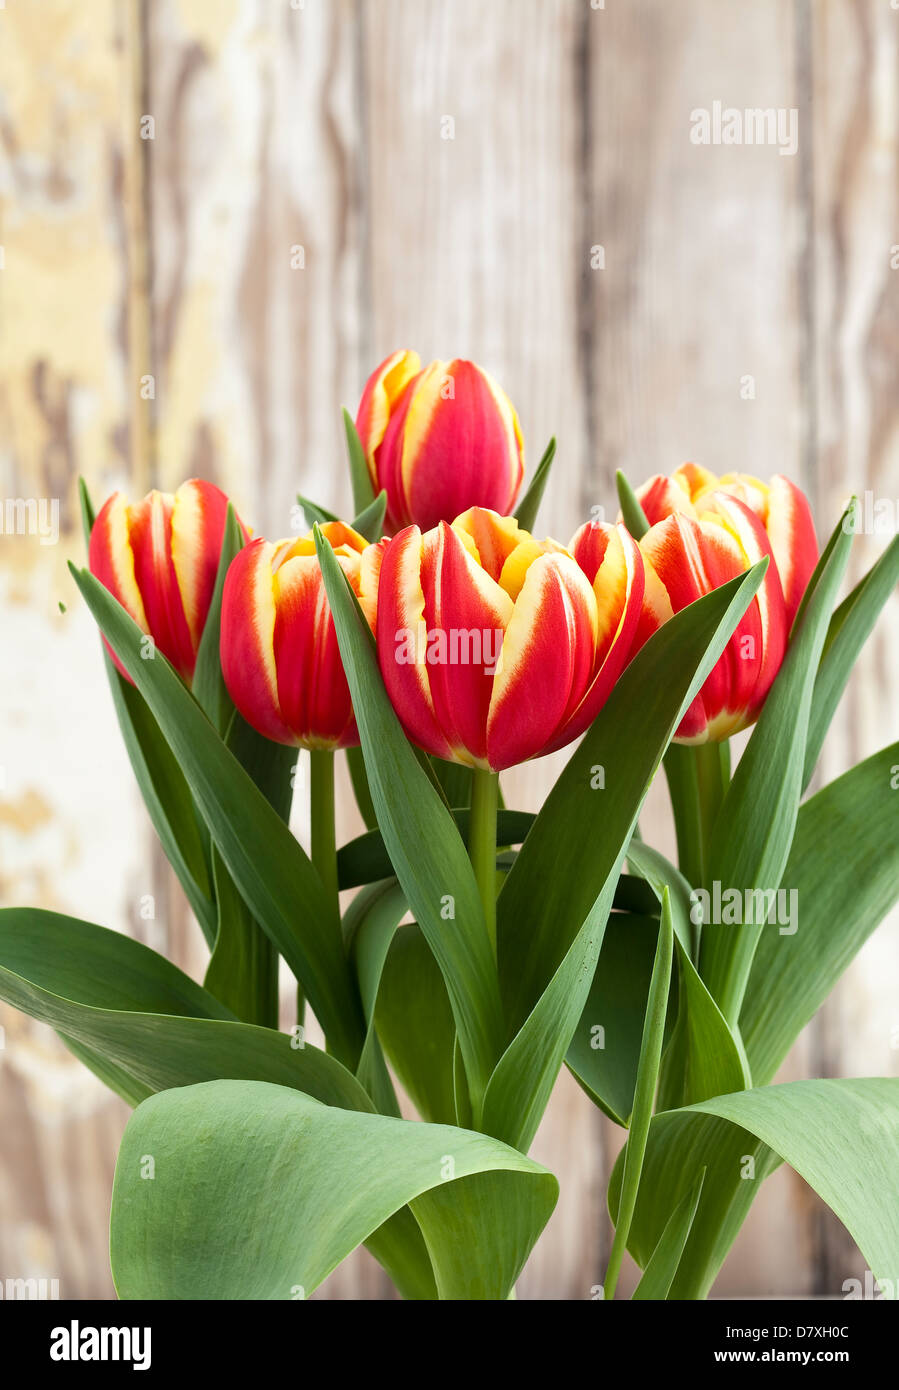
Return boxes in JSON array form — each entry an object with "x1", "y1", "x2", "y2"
[{"x1": 0, "y1": 0, "x2": 896, "y2": 1300}]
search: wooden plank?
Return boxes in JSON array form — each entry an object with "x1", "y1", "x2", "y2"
[{"x1": 803, "y1": 0, "x2": 899, "y2": 1296}]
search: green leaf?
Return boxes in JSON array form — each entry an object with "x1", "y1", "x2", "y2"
[
  {"x1": 602, "y1": 890, "x2": 673, "y2": 1299},
  {"x1": 513, "y1": 437, "x2": 556, "y2": 533},
  {"x1": 611, "y1": 1079, "x2": 899, "y2": 1299},
  {"x1": 742, "y1": 742, "x2": 899, "y2": 1085},
  {"x1": 337, "y1": 809, "x2": 536, "y2": 889},
  {"x1": 804, "y1": 533, "x2": 899, "y2": 788},
  {"x1": 430, "y1": 755, "x2": 474, "y2": 810},
  {"x1": 615, "y1": 469, "x2": 651, "y2": 539},
  {"x1": 110, "y1": 1078, "x2": 558, "y2": 1300},
  {"x1": 632, "y1": 1168, "x2": 706, "y2": 1300},
  {"x1": 0, "y1": 908, "x2": 370, "y2": 1112},
  {"x1": 192, "y1": 504, "x2": 245, "y2": 736},
  {"x1": 203, "y1": 714, "x2": 295, "y2": 1027},
  {"x1": 315, "y1": 527, "x2": 505, "y2": 1121},
  {"x1": 343, "y1": 407, "x2": 376, "y2": 513},
  {"x1": 343, "y1": 878, "x2": 407, "y2": 1116},
  {"x1": 109, "y1": 673, "x2": 217, "y2": 945},
  {"x1": 375, "y1": 925, "x2": 459, "y2": 1126},
  {"x1": 346, "y1": 746, "x2": 378, "y2": 831},
  {"x1": 69, "y1": 564, "x2": 366, "y2": 1068},
  {"x1": 352, "y1": 490, "x2": 388, "y2": 542},
  {"x1": 565, "y1": 914, "x2": 661, "y2": 1126},
  {"x1": 483, "y1": 565, "x2": 767, "y2": 1151},
  {"x1": 700, "y1": 507, "x2": 854, "y2": 1023},
  {"x1": 296, "y1": 493, "x2": 339, "y2": 529},
  {"x1": 626, "y1": 840, "x2": 749, "y2": 1108}
]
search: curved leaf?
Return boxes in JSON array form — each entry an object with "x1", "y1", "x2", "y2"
[
  {"x1": 337, "y1": 810, "x2": 536, "y2": 889},
  {"x1": 68, "y1": 564, "x2": 365, "y2": 1068},
  {"x1": 110, "y1": 1079, "x2": 558, "y2": 1300},
  {"x1": 610, "y1": 1079, "x2": 899, "y2": 1299},
  {"x1": 742, "y1": 742, "x2": 899, "y2": 1084}
]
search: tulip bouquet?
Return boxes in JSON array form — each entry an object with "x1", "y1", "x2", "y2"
[{"x1": 3, "y1": 350, "x2": 898, "y2": 1302}]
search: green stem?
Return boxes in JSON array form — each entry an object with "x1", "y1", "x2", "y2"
[
  {"x1": 664, "y1": 741, "x2": 729, "y2": 894},
  {"x1": 468, "y1": 768, "x2": 499, "y2": 957},
  {"x1": 308, "y1": 748, "x2": 339, "y2": 1024}
]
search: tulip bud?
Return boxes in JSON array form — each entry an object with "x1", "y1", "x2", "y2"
[
  {"x1": 220, "y1": 522, "x2": 382, "y2": 749},
  {"x1": 376, "y1": 507, "x2": 643, "y2": 772},
  {"x1": 613, "y1": 492, "x2": 789, "y2": 743},
  {"x1": 636, "y1": 464, "x2": 818, "y2": 626},
  {"x1": 89, "y1": 479, "x2": 246, "y2": 685},
  {"x1": 355, "y1": 351, "x2": 525, "y2": 532}
]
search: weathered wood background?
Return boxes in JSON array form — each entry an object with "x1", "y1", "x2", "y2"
[{"x1": 1, "y1": 0, "x2": 897, "y2": 1299}]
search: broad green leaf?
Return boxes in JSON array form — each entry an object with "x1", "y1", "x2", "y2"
[
  {"x1": 0, "y1": 908, "x2": 370, "y2": 1112},
  {"x1": 742, "y1": 742, "x2": 899, "y2": 1084},
  {"x1": 484, "y1": 565, "x2": 767, "y2": 1150},
  {"x1": 700, "y1": 508, "x2": 854, "y2": 1023},
  {"x1": 110, "y1": 1078, "x2": 558, "y2": 1300},
  {"x1": 513, "y1": 437, "x2": 556, "y2": 533},
  {"x1": 565, "y1": 914, "x2": 661, "y2": 1126},
  {"x1": 192, "y1": 504, "x2": 244, "y2": 736},
  {"x1": 352, "y1": 489, "x2": 388, "y2": 542},
  {"x1": 203, "y1": 714, "x2": 295, "y2": 1028},
  {"x1": 804, "y1": 534, "x2": 899, "y2": 788},
  {"x1": 315, "y1": 528, "x2": 505, "y2": 1121},
  {"x1": 69, "y1": 565, "x2": 366, "y2": 1068},
  {"x1": 343, "y1": 407, "x2": 376, "y2": 513},
  {"x1": 337, "y1": 809, "x2": 536, "y2": 889},
  {"x1": 603, "y1": 891, "x2": 673, "y2": 1299},
  {"x1": 632, "y1": 1168, "x2": 706, "y2": 1300},
  {"x1": 430, "y1": 755, "x2": 474, "y2": 810},
  {"x1": 376, "y1": 925, "x2": 459, "y2": 1126},
  {"x1": 611, "y1": 1079, "x2": 899, "y2": 1299}
]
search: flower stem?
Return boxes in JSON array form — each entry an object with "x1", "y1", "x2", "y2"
[
  {"x1": 468, "y1": 768, "x2": 499, "y2": 957},
  {"x1": 308, "y1": 748, "x2": 339, "y2": 1024}
]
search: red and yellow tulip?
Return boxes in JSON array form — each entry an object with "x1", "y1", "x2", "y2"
[
  {"x1": 220, "y1": 522, "x2": 383, "y2": 749},
  {"x1": 608, "y1": 490, "x2": 791, "y2": 743},
  {"x1": 355, "y1": 350, "x2": 525, "y2": 532},
  {"x1": 636, "y1": 464, "x2": 818, "y2": 626},
  {"x1": 89, "y1": 478, "x2": 245, "y2": 685},
  {"x1": 375, "y1": 507, "x2": 643, "y2": 772}
]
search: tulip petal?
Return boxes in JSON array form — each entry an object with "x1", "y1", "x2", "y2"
[
  {"x1": 376, "y1": 526, "x2": 457, "y2": 762},
  {"x1": 486, "y1": 553, "x2": 597, "y2": 772},
  {"x1": 400, "y1": 361, "x2": 524, "y2": 532},
  {"x1": 127, "y1": 491, "x2": 196, "y2": 681},
  {"x1": 420, "y1": 521, "x2": 514, "y2": 765},
  {"x1": 221, "y1": 540, "x2": 297, "y2": 745},
  {"x1": 170, "y1": 479, "x2": 236, "y2": 652},
  {"x1": 355, "y1": 349, "x2": 421, "y2": 483},
  {"x1": 765, "y1": 474, "x2": 819, "y2": 627},
  {"x1": 272, "y1": 553, "x2": 358, "y2": 749}
]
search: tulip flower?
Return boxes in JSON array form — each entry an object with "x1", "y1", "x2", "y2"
[
  {"x1": 375, "y1": 507, "x2": 643, "y2": 772},
  {"x1": 220, "y1": 522, "x2": 382, "y2": 750},
  {"x1": 605, "y1": 492, "x2": 789, "y2": 743},
  {"x1": 89, "y1": 478, "x2": 245, "y2": 685},
  {"x1": 636, "y1": 464, "x2": 818, "y2": 626},
  {"x1": 355, "y1": 350, "x2": 525, "y2": 532}
]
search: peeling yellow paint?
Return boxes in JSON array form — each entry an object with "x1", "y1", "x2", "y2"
[{"x1": 0, "y1": 788, "x2": 55, "y2": 834}]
